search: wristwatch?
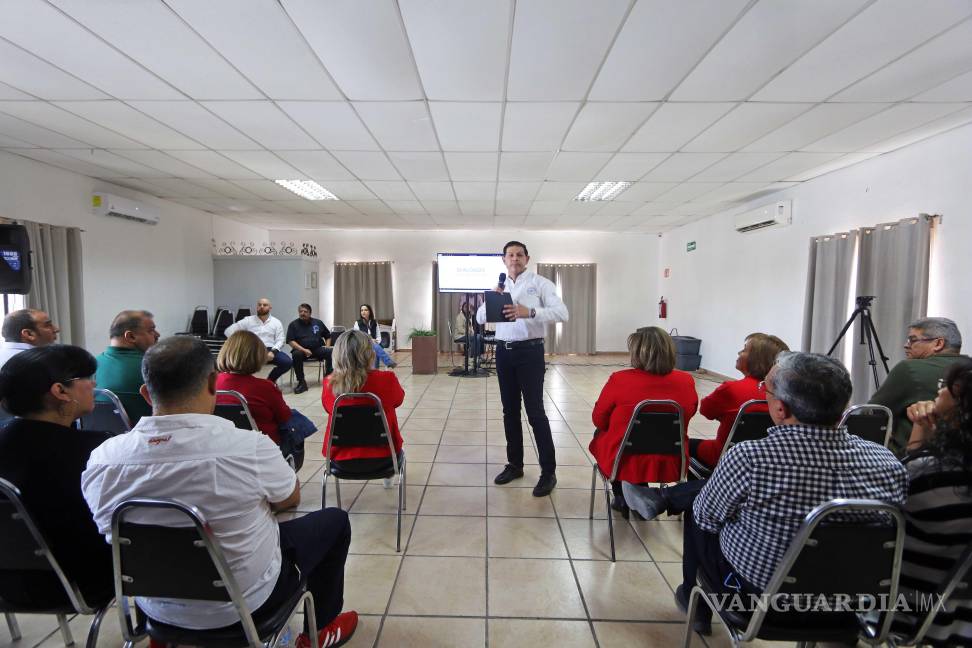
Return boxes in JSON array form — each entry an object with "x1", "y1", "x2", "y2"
[{"x1": 530, "y1": 308, "x2": 537, "y2": 318}]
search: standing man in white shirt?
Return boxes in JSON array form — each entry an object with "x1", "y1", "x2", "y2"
[
  {"x1": 0, "y1": 308, "x2": 59, "y2": 369},
  {"x1": 225, "y1": 297, "x2": 291, "y2": 386},
  {"x1": 477, "y1": 241, "x2": 569, "y2": 497}
]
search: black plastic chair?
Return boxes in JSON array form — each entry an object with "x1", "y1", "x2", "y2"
[
  {"x1": 0, "y1": 478, "x2": 111, "y2": 648},
  {"x1": 235, "y1": 307, "x2": 251, "y2": 322},
  {"x1": 688, "y1": 400, "x2": 771, "y2": 479},
  {"x1": 188, "y1": 306, "x2": 209, "y2": 337},
  {"x1": 890, "y1": 541, "x2": 972, "y2": 647},
  {"x1": 213, "y1": 307, "x2": 235, "y2": 339},
  {"x1": 328, "y1": 326, "x2": 345, "y2": 347},
  {"x1": 323, "y1": 393, "x2": 406, "y2": 551},
  {"x1": 79, "y1": 388, "x2": 133, "y2": 435},
  {"x1": 589, "y1": 399, "x2": 685, "y2": 562},
  {"x1": 214, "y1": 390, "x2": 259, "y2": 431},
  {"x1": 840, "y1": 404, "x2": 894, "y2": 447},
  {"x1": 683, "y1": 498, "x2": 905, "y2": 647},
  {"x1": 110, "y1": 498, "x2": 315, "y2": 648}
]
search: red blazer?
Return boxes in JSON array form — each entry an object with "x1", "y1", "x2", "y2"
[
  {"x1": 322, "y1": 370, "x2": 405, "y2": 461},
  {"x1": 590, "y1": 368, "x2": 698, "y2": 483},
  {"x1": 694, "y1": 375, "x2": 767, "y2": 468},
  {"x1": 215, "y1": 372, "x2": 291, "y2": 444}
]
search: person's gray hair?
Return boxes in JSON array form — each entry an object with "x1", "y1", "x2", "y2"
[
  {"x1": 141, "y1": 336, "x2": 214, "y2": 406},
  {"x1": 109, "y1": 310, "x2": 153, "y2": 339},
  {"x1": 771, "y1": 351, "x2": 852, "y2": 426},
  {"x1": 909, "y1": 317, "x2": 962, "y2": 351}
]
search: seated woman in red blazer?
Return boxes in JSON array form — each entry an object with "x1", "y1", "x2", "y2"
[
  {"x1": 590, "y1": 327, "x2": 698, "y2": 517},
  {"x1": 322, "y1": 329, "x2": 405, "y2": 474},
  {"x1": 690, "y1": 333, "x2": 789, "y2": 470}
]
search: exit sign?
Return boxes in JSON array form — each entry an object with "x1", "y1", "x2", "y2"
[{"x1": 686, "y1": 241, "x2": 697, "y2": 252}]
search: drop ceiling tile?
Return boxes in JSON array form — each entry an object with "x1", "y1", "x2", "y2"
[
  {"x1": 639, "y1": 153, "x2": 725, "y2": 181},
  {"x1": 615, "y1": 182, "x2": 678, "y2": 202},
  {"x1": 623, "y1": 103, "x2": 736, "y2": 152},
  {"x1": 107, "y1": 178, "x2": 176, "y2": 197},
  {"x1": 218, "y1": 150, "x2": 304, "y2": 179},
  {"x1": 458, "y1": 200, "x2": 494, "y2": 216},
  {"x1": 736, "y1": 152, "x2": 845, "y2": 182},
  {"x1": 452, "y1": 182, "x2": 496, "y2": 201},
  {"x1": 55, "y1": 101, "x2": 203, "y2": 149},
  {"x1": 562, "y1": 201, "x2": 602, "y2": 216},
  {"x1": 0, "y1": 112, "x2": 89, "y2": 148},
  {"x1": 545, "y1": 152, "x2": 612, "y2": 181},
  {"x1": 0, "y1": 101, "x2": 145, "y2": 148},
  {"x1": 804, "y1": 103, "x2": 968, "y2": 152},
  {"x1": 58, "y1": 148, "x2": 165, "y2": 178},
  {"x1": 0, "y1": 81, "x2": 32, "y2": 100},
  {"x1": 142, "y1": 178, "x2": 224, "y2": 198},
  {"x1": 279, "y1": 199, "x2": 343, "y2": 215},
  {"x1": 8, "y1": 148, "x2": 125, "y2": 178},
  {"x1": 0, "y1": 39, "x2": 108, "y2": 100},
  {"x1": 693, "y1": 181, "x2": 782, "y2": 204},
  {"x1": 507, "y1": 0, "x2": 630, "y2": 100},
  {"x1": 592, "y1": 200, "x2": 642, "y2": 217},
  {"x1": 353, "y1": 102, "x2": 438, "y2": 151},
  {"x1": 109, "y1": 150, "x2": 216, "y2": 178},
  {"x1": 315, "y1": 181, "x2": 376, "y2": 201},
  {"x1": 387, "y1": 152, "x2": 450, "y2": 181},
  {"x1": 915, "y1": 69, "x2": 972, "y2": 102},
  {"x1": 494, "y1": 201, "x2": 532, "y2": 216},
  {"x1": 283, "y1": 0, "x2": 423, "y2": 100},
  {"x1": 654, "y1": 182, "x2": 723, "y2": 202},
  {"x1": 523, "y1": 214, "x2": 559, "y2": 227},
  {"x1": 365, "y1": 181, "x2": 417, "y2": 201},
  {"x1": 275, "y1": 150, "x2": 355, "y2": 181},
  {"x1": 0, "y1": 134, "x2": 32, "y2": 147},
  {"x1": 166, "y1": 0, "x2": 342, "y2": 99},
  {"x1": 187, "y1": 178, "x2": 263, "y2": 200},
  {"x1": 386, "y1": 200, "x2": 427, "y2": 214},
  {"x1": 165, "y1": 151, "x2": 261, "y2": 179},
  {"x1": 230, "y1": 180, "x2": 303, "y2": 200},
  {"x1": 866, "y1": 105, "x2": 972, "y2": 154},
  {"x1": 629, "y1": 204, "x2": 678, "y2": 217},
  {"x1": 689, "y1": 152, "x2": 785, "y2": 181},
  {"x1": 421, "y1": 200, "x2": 461, "y2": 216},
  {"x1": 595, "y1": 153, "x2": 669, "y2": 180},
  {"x1": 444, "y1": 152, "x2": 497, "y2": 181},
  {"x1": 496, "y1": 182, "x2": 542, "y2": 201},
  {"x1": 535, "y1": 182, "x2": 587, "y2": 201},
  {"x1": 202, "y1": 102, "x2": 318, "y2": 149},
  {"x1": 407, "y1": 181, "x2": 455, "y2": 201},
  {"x1": 400, "y1": 0, "x2": 511, "y2": 101},
  {"x1": 743, "y1": 103, "x2": 889, "y2": 152},
  {"x1": 784, "y1": 153, "x2": 879, "y2": 182},
  {"x1": 671, "y1": 0, "x2": 868, "y2": 100},
  {"x1": 429, "y1": 102, "x2": 502, "y2": 151},
  {"x1": 498, "y1": 152, "x2": 554, "y2": 181},
  {"x1": 502, "y1": 102, "x2": 579, "y2": 151},
  {"x1": 590, "y1": 0, "x2": 751, "y2": 100},
  {"x1": 277, "y1": 102, "x2": 379, "y2": 150},
  {"x1": 528, "y1": 200, "x2": 568, "y2": 216},
  {"x1": 397, "y1": 214, "x2": 437, "y2": 227},
  {"x1": 126, "y1": 102, "x2": 258, "y2": 150},
  {"x1": 683, "y1": 103, "x2": 812, "y2": 152},
  {"x1": 331, "y1": 151, "x2": 401, "y2": 180},
  {"x1": 562, "y1": 103, "x2": 659, "y2": 151},
  {"x1": 168, "y1": 198, "x2": 220, "y2": 212}
]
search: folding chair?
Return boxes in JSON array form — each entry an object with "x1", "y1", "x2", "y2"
[
  {"x1": 684, "y1": 498, "x2": 905, "y2": 647},
  {"x1": 79, "y1": 388, "x2": 133, "y2": 435},
  {"x1": 688, "y1": 400, "x2": 771, "y2": 479},
  {"x1": 0, "y1": 478, "x2": 112, "y2": 648},
  {"x1": 323, "y1": 393, "x2": 406, "y2": 551},
  {"x1": 840, "y1": 404, "x2": 894, "y2": 447},
  {"x1": 110, "y1": 498, "x2": 315, "y2": 648},
  {"x1": 235, "y1": 307, "x2": 251, "y2": 322},
  {"x1": 214, "y1": 390, "x2": 259, "y2": 431},
  {"x1": 589, "y1": 399, "x2": 685, "y2": 562},
  {"x1": 213, "y1": 307, "x2": 235, "y2": 338},
  {"x1": 187, "y1": 306, "x2": 209, "y2": 337},
  {"x1": 289, "y1": 357, "x2": 325, "y2": 390}
]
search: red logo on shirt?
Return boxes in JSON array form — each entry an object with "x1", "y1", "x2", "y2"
[{"x1": 147, "y1": 435, "x2": 171, "y2": 446}]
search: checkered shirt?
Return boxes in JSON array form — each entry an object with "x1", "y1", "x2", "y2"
[{"x1": 693, "y1": 424, "x2": 908, "y2": 590}]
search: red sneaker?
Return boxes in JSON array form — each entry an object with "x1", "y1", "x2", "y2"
[{"x1": 295, "y1": 610, "x2": 358, "y2": 648}]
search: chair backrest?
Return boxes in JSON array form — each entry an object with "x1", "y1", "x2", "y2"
[
  {"x1": 213, "y1": 308, "x2": 235, "y2": 338},
  {"x1": 839, "y1": 404, "x2": 893, "y2": 447},
  {"x1": 188, "y1": 306, "x2": 209, "y2": 337},
  {"x1": 81, "y1": 388, "x2": 133, "y2": 435},
  {"x1": 213, "y1": 390, "x2": 259, "y2": 431},
  {"x1": 234, "y1": 307, "x2": 250, "y2": 322},
  {"x1": 110, "y1": 498, "x2": 261, "y2": 646},
  {"x1": 0, "y1": 478, "x2": 95, "y2": 613},
  {"x1": 610, "y1": 399, "x2": 685, "y2": 481},
  {"x1": 326, "y1": 393, "x2": 398, "y2": 472},
  {"x1": 717, "y1": 400, "x2": 773, "y2": 463},
  {"x1": 901, "y1": 541, "x2": 972, "y2": 645},
  {"x1": 0, "y1": 401, "x2": 11, "y2": 421},
  {"x1": 741, "y1": 499, "x2": 905, "y2": 643}
]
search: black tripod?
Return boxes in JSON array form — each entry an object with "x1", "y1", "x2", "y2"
[{"x1": 826, "y1": 295, "x2": 890, "y2": 391}]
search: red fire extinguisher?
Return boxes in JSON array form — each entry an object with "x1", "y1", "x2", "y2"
[{"x1": 658, "y1": 297, "x2": 667, "y2": 319}]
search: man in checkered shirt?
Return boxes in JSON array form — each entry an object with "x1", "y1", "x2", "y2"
[{"x1": 628, "y1": 352, "x2": 907, "y2": 634}]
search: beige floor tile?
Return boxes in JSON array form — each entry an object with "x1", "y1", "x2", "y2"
[
  {"x1": 488, "y1": 619, "x2": 596, "y2": 648},
  {"x1": 440, "y1": 430, "x2": 487, "y2": 445},
  {"x1": 550, "y1": 432, "x2": 583, "y2": 449},
  {"x1": 403, "y1": 461, "x2": 431, "y2": 486},
  {"x1": 633, "y1": 519, "x2": 684, "y2": 562},
  {"x1": 593, "y1": 621, "x2": 687, "y2": 648},
  {"x1": 554, "y1": 446, "x2": 594, "y2": 466},
  {"x1": 550, "y1": 488, "x2": 607, "y2": 520},
  {"x1": 574, "y1": 561, "x2": 682, "y2": 621},
  {"x1": 389, "y1": 556, "x2": 486, "y2": 615},
  {"x1": 486, "y1": 444, "x2": 538, "y2": 464},
  {"x1": 407, "y1": 515, "x2": 487, "y2": 556},
  {"x1": 401, "y1": 417, "x2": 446, "y2": 431},
  {"x1": 655, "y1": 561, "x2": 684, "y2": 591},
  {"x1": 378, "y1": 616, "x2": 485, "y2": 648},
  {"x1": 487, "y1": 487, "x2": 555, "y2": 517},
  {"x1": 486, "y1": 463, "x2": 542, "y2": 487},
  {"x1": 433, "y1": 444, "x2": 486, "y2": 463},
  {"x1": 402, "y1": 427, "x2": 444, "y2": 444},
  {"x1": 343, "y1": 554, "x2": 402, "y2": 614},
  {"x1": 554, "y1": 464, "x2": 599, "y2": 489},
  {"x1": 559, "y1": 518, "x2": 652, "y2": 561},
  {"x1": 487, "y1": 517, "x2": 568, "y2": 558},
  {"x1": 444, "y1": 418, "x2": 487, "y2": 432},
  {"x1": 341, "y1": 614, "x2": 382, "y2": 648},
  {"x1": 348, "y1": 513, "x2": 416, "y2": 555},
  {"x1": 298, "y1": 459, "x2": 324, "y2": 483},
  {"x1": 403, "y1": 443, "x2": 438, "y2": 462},
  {"x1": 446, "y1": 409, "x2": 485, "y2": 420},
  {"x1": 409, "y1": 408, "x2": 451, "y2": 419},
  {"x1": 348, "y1": 484, "x2": 423, "y2": 514},
  {"x1": 428, "y1": 462, "x2": 487, "y2": 486},
  {"x1": 486, "y1": 430, "x2": 509, "y2": 445},
  {"x1": 33, "y1": 610, "x2": 143, "y2": 648},
  {"x1": 419, "y1": 485, "x2": 487, "y2": 516},
  {"x1": 487, "y1": 558, "x2": 586, "y2": 618}
]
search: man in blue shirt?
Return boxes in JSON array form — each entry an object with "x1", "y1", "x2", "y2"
[{"x1": 286, "y1": 303, "x2": 332, "y2": 394}]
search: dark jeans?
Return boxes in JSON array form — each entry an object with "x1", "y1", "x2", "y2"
[
  {"x1": 495, "y1": 343, "x2": 556, "y2": 474},
  {"x1": 664, "y1": 479, "x2": 707, "y2": 515},
  {"x1": 291, "y1": 346, "x2": 332, "y2": 382},
  {"x1": 266, "y1": 348, "x2": 293, "y2": 383}
]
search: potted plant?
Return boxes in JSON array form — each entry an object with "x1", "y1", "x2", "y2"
[{"x1": 408, "y1": 328, "x2": 438, "y2": 375}]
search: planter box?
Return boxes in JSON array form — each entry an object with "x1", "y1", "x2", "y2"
[{"x1": 411, "y1": 335, "x2": 438, "y2": 375}]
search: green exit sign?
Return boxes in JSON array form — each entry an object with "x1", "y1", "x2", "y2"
[{"x1": 686, "y1": 241, "x2": 697, "y2": 252}]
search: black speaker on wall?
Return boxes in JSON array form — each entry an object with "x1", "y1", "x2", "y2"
[{"x1": 0, "y1": 224, "x2": 32, "y2": 295}]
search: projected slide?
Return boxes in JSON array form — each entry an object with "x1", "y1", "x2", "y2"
[{"x1": 437, "y1": 253, "x2": 507, "y2": 293}]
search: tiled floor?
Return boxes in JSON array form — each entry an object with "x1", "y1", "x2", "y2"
[{"x1": 2, "y1": 354, "x2": 855, "y2": 647}]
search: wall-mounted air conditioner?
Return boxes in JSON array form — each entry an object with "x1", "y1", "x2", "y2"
[
  {"x1": 92, "y1": 193, "x2": 160, "y2": 225},
  {"x1": 734, "y1": 200, "x2": 791, "y2": 233}
]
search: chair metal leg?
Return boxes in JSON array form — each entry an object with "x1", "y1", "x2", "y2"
[
  {"x1": 396, "y1": 479, "x2": 403, "y2": 553},
  {"x1": 5, "y1": 613, "x2": 21, "y2": 641},
  {"x1": 86, "y1": 604, "x2": 110, "y2": 648},
  {"x1": 321, "y1": 470, "x2": 328, "y2": 509},
  {"x1": 57, "y1": 613, "x2": 75, "y2": 646},
  {"x1": 603, "y1": 480, "x2": 616, "y2": 562},
  {"x1": 334, "y1": 478, "x2": 342, "y2": 510},
  {"x1": 401, "y1": 460, "x2": 407, "y2": 512},
  {"x1": 304, "y1": 593, "x2": 318, "y2": 648},
  {"x1": 588, "y1": 465, "x2": 597, "y2": 519}
]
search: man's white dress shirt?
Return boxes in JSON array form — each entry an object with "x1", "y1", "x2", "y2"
[
  {"x1": 0, "y1": 341, "x2": 34, "y2": 369},
  {"x1": 225, "y1": 315, "x2": 286, "y2": 351},
  {"x1": 476, "y1": 270, "x2": 569, "y2": 342}
]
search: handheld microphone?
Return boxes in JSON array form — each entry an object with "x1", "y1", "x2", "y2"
[{"x1": 498, "y1": 272, "x2": 506, "y2": 290}]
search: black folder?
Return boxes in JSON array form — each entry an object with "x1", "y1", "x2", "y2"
[{"x1": 484, "y1": 291, "x2": 514, "y2": 323}]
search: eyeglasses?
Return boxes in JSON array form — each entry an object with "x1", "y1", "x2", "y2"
[
  {"x1": 62, "y1": 375, "x2": 94, "y2": 385},
  {"x1": 758, "y1": 380, "x2": 775, "y2": 397},
  {"x1": 905, "y1": 336, "x2": 940, "y2": 346},
  {"x1": 937, "y1": 378, "x2": 946, "y2": 391}
]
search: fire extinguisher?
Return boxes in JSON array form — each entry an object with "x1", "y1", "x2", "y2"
[{"x1": 658, "y1": 296, "x2": 667, "y2": 319}]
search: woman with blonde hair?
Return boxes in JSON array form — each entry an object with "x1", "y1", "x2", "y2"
[{"x1": 590, "y1": 326, "x2": 698, "y2": 517}]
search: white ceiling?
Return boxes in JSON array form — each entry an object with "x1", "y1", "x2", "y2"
[{"x1": 1, "y1": 0, "x2": 971, "y2": 232}]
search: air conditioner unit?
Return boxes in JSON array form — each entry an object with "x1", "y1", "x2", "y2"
[
  {"x1": 91, "y1": 193, "x2": 160, "y2": 225},
  {"x1": 734, "y1": 200, "x2": 791, "y2": 233}
]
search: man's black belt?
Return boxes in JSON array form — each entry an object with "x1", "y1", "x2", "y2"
[{"x1": 499, "y1": 338, "x2": 544, "y2": 350}]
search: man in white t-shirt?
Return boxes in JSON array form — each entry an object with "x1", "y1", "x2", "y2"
[
  {"x1": 224, "y1": 297, "x2": 291, "y2": 385},
  {"x1": 82, "y1": 336, "x2": 357, "y2": 648}
]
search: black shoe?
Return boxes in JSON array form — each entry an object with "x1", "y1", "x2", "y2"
[
  {"x1": 621, "y1": 483, "x2": 666, "y2": 521},
  {"x1": 533, "y1": 473, "x2": 557, "y2": 497},
  {"x1": 674, "y1": 584, "x2": 711, "y2": 636},
  {"x1": 294, "y1": 381, "x2": 308, "y2": 394},
  {"x1": 610, "y1": 497, "x2": 630, "y2": 520},
  {"x1": 494, "y1": 464, "x2": 524, "y2": 485}
]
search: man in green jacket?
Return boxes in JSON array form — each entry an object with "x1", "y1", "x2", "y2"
[
  {"x1": 95, "y1": 310, "x2": 160, "y2": 425},
  {"x1": 870, "y1": 317, "x2": 968, "y2": 457}
]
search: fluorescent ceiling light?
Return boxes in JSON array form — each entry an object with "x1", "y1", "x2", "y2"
[
  {"x1": 274, "y1": 179, "x2": 339, "y2": 200},
  {"x1": 574, "y1": 181, "x2": 631, "y2": 202}
]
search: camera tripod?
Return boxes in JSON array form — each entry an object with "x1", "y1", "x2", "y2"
[{"x1": 827, "y1": 295, "x2": 890, "y2": 391}]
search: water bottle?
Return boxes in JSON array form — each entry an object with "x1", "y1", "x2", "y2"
[{"x1": 278, "y1": 625, "x2": 293, "y2": 647}]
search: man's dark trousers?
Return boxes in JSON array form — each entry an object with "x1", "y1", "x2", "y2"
[
  {"x1": 495, "y1": 342, "x2": 556, "y2": 474},
  {"x1": 292, "y1": 347, "x2": 332, "y2": 382}
]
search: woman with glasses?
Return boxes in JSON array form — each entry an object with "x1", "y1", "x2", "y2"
[{"x1": 0, "y1": 345, "x2": 113, "y2": 608}]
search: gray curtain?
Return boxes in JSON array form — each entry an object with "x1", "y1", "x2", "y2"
[
  {"x1": 22, "y1": 220, "x2": 85, "y2": 345},
  {"x1": 535, "y1": 263, "x2": 557, "y2": 350},
  {"x1": 536, "y1": 263, "x2": 597, "y2": 354},
  {"x1": 850, "y1": 216, "x2": 932, "y2": 403},
  {"x1": 801, "y1": 231, "x2": 857, "y2": 358},
  {"x1": 333, "y1": 262, "x2": 394, "y2": 327}
]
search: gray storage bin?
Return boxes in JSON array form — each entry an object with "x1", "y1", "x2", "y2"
[
  {"x1": 669, "y1": 329, "x2": 702, "y2": 356},
  {"x1": 676, "y1": 353, "x2": 702, "y2": 371}
]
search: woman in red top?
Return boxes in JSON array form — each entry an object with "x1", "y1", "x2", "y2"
[
  {"x1": 690, "y1": 333, "x2": 789, "y2": 470},
  {"x1": 322, "y1": 329, "x2": 405, "y2": 464},
  {"x1": 590, "y1": 327, "x2": 698, "y2": 516}
]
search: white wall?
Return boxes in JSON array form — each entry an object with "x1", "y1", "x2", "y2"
[
  {"x1": 268, "y1": 229, "x2": 660, "y2": 351},
  {"x1": 658, "y1": 122, "x2": 972, "y2": 377},
  {"x1": 212, "y1": 215, "x2": 268, "y2": 250},
  {"x1": 0, "y1": 151, "x2": 214, "y2": 351}
]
